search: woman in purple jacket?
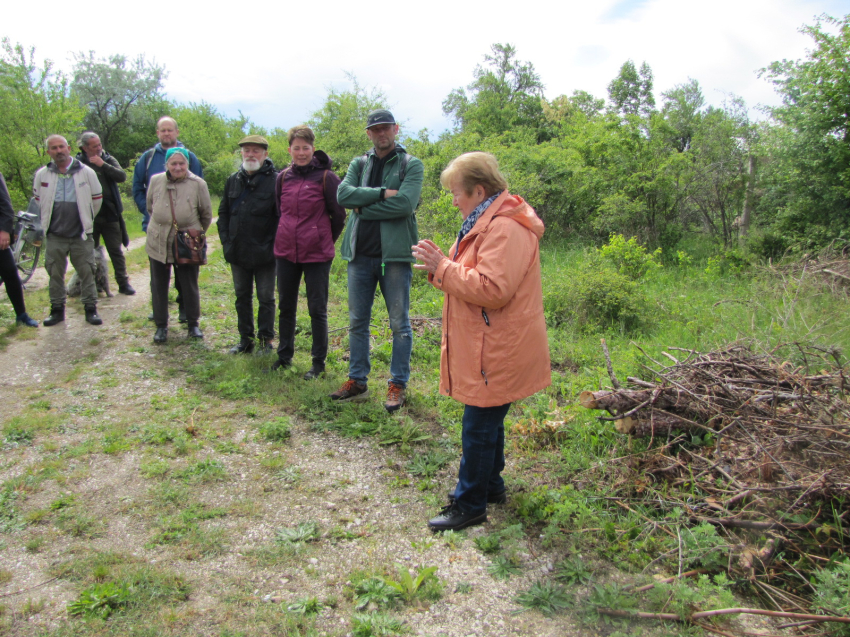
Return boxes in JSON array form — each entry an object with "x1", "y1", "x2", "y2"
[{"x1": 271, "y1": 126, "x2": 346, "y2": 379}]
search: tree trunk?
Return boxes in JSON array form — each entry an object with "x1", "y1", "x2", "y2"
[{"x1": 739, "y1": 155, "x2": 756, "y2": 246}]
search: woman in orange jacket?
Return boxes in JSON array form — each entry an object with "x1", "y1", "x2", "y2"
[{"x1": 413, "y1": 152, "x2": 551, "y2": 532}]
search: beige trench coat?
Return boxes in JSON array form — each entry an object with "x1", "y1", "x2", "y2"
[{"x1": 145, "y1": 172, "x2": 212, "y2": 264}]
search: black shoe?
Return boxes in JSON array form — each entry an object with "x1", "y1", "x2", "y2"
[
  {"x1": 153, "y1": 327, "x2": 168, "y2": 343},
  {"x1": 43, "y1": 305, "x2": 65, "y2": 326},
  {"x1": 303, "y1": 364, "x2": 325, "y2": 380},
  {"x1": 447, "y1": 489, "x2": 507, "y2": 505},
  {"x1": 84, "y1": 305, "x2": 102, "y2": 325},
  {"x1": 428, "y1": 502, "x2": 487, "y2": 532},
  {"x1": 178, "y1": 307, "x2": 187, "y2": 323},
  {"x1": 118, "y1": 283, "x2": 136, "y2": 295},
  {"x1": 188, "y1": 326, "x2": 203, "y2": 339},
  {"x1": 255, "y1": 340, "x2": 274, "y2": 356},
  {"x1": 266, "y1": 358, "x2": 292, "y2": 373},
  {"x1": 16, "y1": 312, "x2": 39, "y2": 328},
  {"x1": 229, "y1": 341, "x2": 254, "y2": 354}
]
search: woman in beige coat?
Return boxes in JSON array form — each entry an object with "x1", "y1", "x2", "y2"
[
  {"x1": 145, "y1": 148, "x2": 212, "y2": 343},
  {"x1": 413, "y1": 152, "x2": 550, "y2": 532}
]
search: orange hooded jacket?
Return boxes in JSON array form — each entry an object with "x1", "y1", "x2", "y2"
[{"x1": 430, "y1": 190, "x2": 551, "y2": 407}]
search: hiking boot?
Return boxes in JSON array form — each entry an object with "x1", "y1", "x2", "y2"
[
  {"x1": 188, "y1": 326, "x2": 203, "y2": 339},
  {"x1": 384, "y1": 382, "x2": 406, "y2": 412},
  {"x1": 229, "y1": 341, "x2": 254, "y2": 355},
  {"x1": 84, "y1": 305, "x2": 103, "y2": 326},
  {"x1": 118, "y1": 283, "x2": 136, "y2": 295},
  {"x1": 303, "y1": 364, "x2": 325, "y2": 381},
  {"x1": 428, "y1": 502, "x2": 487, "y2": 532},
  {"x1": 448, "y1": 489, "x2": 507, "y2": 505},
  {"x1": 330, "y1": 379, "x2": 369, "y2": 402},
  {"x1": 16, "y1": 312, "x2": 39, "y2": 328},
  {"x1": 43, "y1": 305, "x2": 65, "y2": 326},
  {"x1": 153, "y1": 327, "x2": 168, "y2": 343}
]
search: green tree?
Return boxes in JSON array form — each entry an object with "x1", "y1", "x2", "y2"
[
  {"x1": 608, "y1": 60, "x2": 655, "y2": 118},
  {"x1": 307, "y1": 74, "x2": 388, "y2": 174},
  {"x1": 443, "y1": 43, "x2": 547, "y2": 140},
  {"x1": 72, "y1": 52, "x2": 167, "y2": 165},
  {"x1": 661, "y1": 78, "x2": 705, "y2": 152},
  {"x1": 0, "y1": 39, "x2": 85, "y2": 206},
  {"x1": 758, "y1": 13, "x2": 850, "y2": 246}
]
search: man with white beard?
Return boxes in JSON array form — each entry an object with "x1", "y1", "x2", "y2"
[{"x1": 217, "y1": 135, "x2": 279, "y2": 354}]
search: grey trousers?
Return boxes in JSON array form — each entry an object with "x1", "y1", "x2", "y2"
[{"x1": 44, "y1": 234, "x2": 97, "y2": 306}]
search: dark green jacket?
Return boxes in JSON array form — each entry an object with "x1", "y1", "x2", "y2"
[{"x1": 337, "y1": 144, "x2": 422, "y2": 263}]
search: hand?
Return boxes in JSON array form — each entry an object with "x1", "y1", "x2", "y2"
[
  {"x1": 385, "y1": 189, "x2": 398, "y2": 198},
  {"x1": 0, "y1": 231, "x2": 9, "y2": 251},
  {"x1": 88, "y1": 154, "x2": 104, "y2": 167},
  {"x1": 412, "y1": 239, "x2": 446, "y2": 273}
]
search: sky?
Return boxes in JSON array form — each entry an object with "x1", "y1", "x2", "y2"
[{"x1": 4, "y1": 0, "x2": 848, "y2": 138}]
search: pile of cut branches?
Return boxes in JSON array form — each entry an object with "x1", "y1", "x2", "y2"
[{"x1": 580, "y1": 341, "x2": 849, "y2": 623}]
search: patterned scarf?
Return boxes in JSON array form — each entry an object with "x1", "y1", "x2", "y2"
[{"x1": 455, "y1": 191, "x2": 502, "y2": 259}]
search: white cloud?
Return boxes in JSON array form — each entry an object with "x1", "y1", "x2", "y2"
[{"x1": 4, "y1": 0, "x2": 847, "y2": 138}]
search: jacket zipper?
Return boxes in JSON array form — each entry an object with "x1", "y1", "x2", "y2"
[{"x1": 481, "y1": 309, "x2": 490, "y2": 385}]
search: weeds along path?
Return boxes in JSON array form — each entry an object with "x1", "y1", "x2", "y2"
[{"x1": 0, "y1": 235, "x2": 595, "y2": 636}]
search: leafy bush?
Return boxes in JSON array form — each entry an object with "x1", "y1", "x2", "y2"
[
  {"x1": 598, "y1": 233, "x2": 661, "y2": 280},
  {"x1": 704, "y1": 249, "x2": 752, "y2": 277},
  {"x1": 746, "y1": 231, "x2": 789, "y2": 261},
  {"x1": 544, "y1": 263, "x2": 649, "y2": 334}
]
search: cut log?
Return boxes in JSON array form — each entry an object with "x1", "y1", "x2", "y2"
[
  {"x1": 579, "y1": 389, "x2": 693, "y2": 413},
  {"x1": 619, "y1": 411, "x2": 704, "y2": 437}
]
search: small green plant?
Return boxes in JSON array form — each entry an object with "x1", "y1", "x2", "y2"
[
  {"x1": 813, "y1": 558, "x2": 850, "y2": 620},
  {"x1": 286, "y1": 596, "x2": 324, "y2": 615},
  {"x1": 514, "y1": 580, "x2": 572, "y2": 616},
  {"x1": 351, "y1": 612, "x2": 406, "y2": 637},
  {"x1": 176, "y1": 458, "x2": 227, "y2": 483},
  {"x1": 554, "y1": 556, "x2": 593, "y2": 585},
  {"x1": 598, "y1": 233, "x2": 662, "y2": 280},
  {"x1": 67, "y1": 582, "x2": 131, "y2": 619},
  {"x1": 454, "y1": 582, "x2": 472, "y2": 594},
  {"x1": 378, "y1": 417, "x2": 432, "y2": 447},
  {"x1": 386, "y1": 565, "x2": 441, "y2": 603},
  {"x1": 473, "y1": 534, "x2": 502, "y2": 554},
  {"x1": 354, "y1": 577, "x2": 400, "y2": 610},
  {"x1": 441, "y1": 530, "x2": 465, "y2": 549},
  {"x1": 140, "y1": 459, "x2": 170, "y2": 478},
  {"x1": 49, "y1": 493, "x2": 76, "y2": 511},
  {"x1": 259, "y1": 417, "x2": 292, "y2": 442},
  {"x1": 406, "y1": 450, "x2": 451, "y2": 477},
  {"x1": 3, "y1": 426, "x2": 34, "y2": 447},
  {"x1": 488, "y1": 554, "x2": 521, "y2": 580},
  {"x1": 276, "y1": 521, "x2": 320, "y2": 545},
  {"x1": 25, "y1": 536, "x2": 45, "y2": 553}
]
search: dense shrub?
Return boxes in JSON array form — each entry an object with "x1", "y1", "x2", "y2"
[{"x1": 598, "y1": 233, "x2": 662, "y2": 279}]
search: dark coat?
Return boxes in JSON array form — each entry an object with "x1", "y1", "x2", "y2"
[
  {"x1": 274, "y1": 150, "x2": 345, "y2": 263},
  {"x1": 217, "y1": 158, "x2": 278, "y2": 269},
  {"x1": 76, "y1": 151, "x2": 129, "y2": 246},
  {"x1": 0, "y1": 173, "x2": 14, "y2": 235}
]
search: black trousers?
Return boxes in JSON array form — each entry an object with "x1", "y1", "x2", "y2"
[
  {"x1": 92, "y1": 217, "x2": 128, "y2": 285},
  {"x1": 149, "y1": 258, "x2": 199, "y2": 328},
  {"x1": 276, "y1": 258, "x2": 332, "y2": 365},
  {"x1": 0, "y1": 248, "x2": 27, "y2": 315}
]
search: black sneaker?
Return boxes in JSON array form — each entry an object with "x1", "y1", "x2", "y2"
[
  {"x1": 447, "y1": 489, "x2": 507, "y2": 505},
  {"x1": 153, "y1": 327, "x2": 168, "y2": 343},
  {"x1": 303, "y1": 365, "x2": 325, "y2": 380},
  {"x1": 229, "y1": 341, "x2": 254, "y2": 354},
  {"x1": 118, "y1": 283, "x2": 136, "y2": 295},
  {"x1": 428, "y1": 502, "x2": 487, "y2": 532}
]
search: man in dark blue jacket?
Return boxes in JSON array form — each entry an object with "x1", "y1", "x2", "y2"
[
  {"x1": 132, "y1": 116, "x2": 202, "y2": 321},
  {"x1": 132, "y1": 116, "x2": 202, "y2": 232}
]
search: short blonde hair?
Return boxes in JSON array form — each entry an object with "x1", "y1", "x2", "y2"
[{"x1": 440, "y1": 152, "x2": 507, "y2": 197}]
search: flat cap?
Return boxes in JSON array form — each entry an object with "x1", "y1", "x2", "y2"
[
  {"x1": 366, "y1": 109, "x2": 396, "y2": 129},
  {"x1": 238, "y1": 134, "x2": 269, "y2": 149}
]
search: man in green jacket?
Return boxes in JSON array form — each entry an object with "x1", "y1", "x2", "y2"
[{"x1": 331, "y1": 109, "x2": 423, "y2": 412}]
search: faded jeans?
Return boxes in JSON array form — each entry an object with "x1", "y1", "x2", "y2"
[{"x1": 347, "y1": 255, "x2": 412, "y2": 387}]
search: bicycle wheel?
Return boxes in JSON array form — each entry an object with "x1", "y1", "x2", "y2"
[{"x1": 13, "y1": 234, "x2": 40, "y2": 284}]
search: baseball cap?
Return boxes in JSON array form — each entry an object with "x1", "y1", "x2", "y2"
[{"x1": 366, "y1": 109, "x2": 396, "y2": 129}]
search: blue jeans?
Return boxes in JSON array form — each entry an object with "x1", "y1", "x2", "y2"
[
  {"x1": 347, "y1": 255, "x2": 412, "y2": 387},
  {"x1": 454, "y1": 403, "x2": 512, "y2": 515},
  {"x1": 232, "y1": 261, "x2": 276, "y2": 343}
]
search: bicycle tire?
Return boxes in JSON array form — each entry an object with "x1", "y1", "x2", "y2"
[{"x1": 13, "y1": 234, "x2": 40, "y2": 284}]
